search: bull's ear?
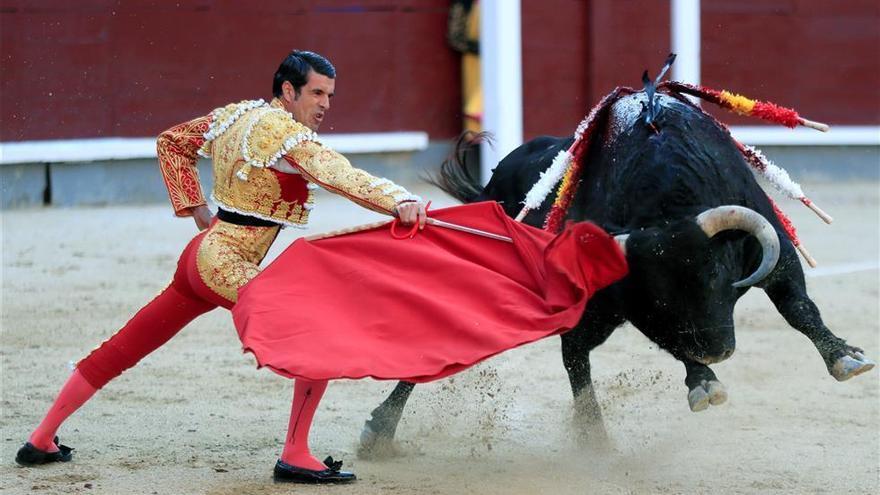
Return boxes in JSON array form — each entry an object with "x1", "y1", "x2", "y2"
[
  {"x1": 706, "y1": 229, "x2": 750, "y2": 244},
  {"x1": 614, "y1": 228, "x2": 659, "y2": 261},
  {"x1": 623, "y1": 222, "x2": 710, "y2": 262}
]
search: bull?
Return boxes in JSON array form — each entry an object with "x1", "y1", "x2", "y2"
[{"x1": 359, "y1": 76, "x2": 875, "y2": 451}]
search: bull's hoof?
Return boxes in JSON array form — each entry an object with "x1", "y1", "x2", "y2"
[
  {"x1": 688, "y1": 380, "x2": 727, "y2": 412},
  {"x1": 831, "y1": 352, "x2": 876, "y2": 382},
  {"x1": 571, "y1": 393, "x2": 612, "y2": 450},
  {"x1": 359, "y1": 422, "x2": 378, "y2": 448},
  {"x1": 356, "y1": 424, "x2": 403, "y2": 460},
  {"x1": 572, "y1": 424, "x2": 613, "y2": 452},
  {"x1": 688, "y1": 387, "x2": 710, "y2": 412},
  {"x1": 706, "y1": 380, "x2": 728, "y2": 405},
  {"x1": 570, "y1": 413, "x2": 612, "y2": 450}
]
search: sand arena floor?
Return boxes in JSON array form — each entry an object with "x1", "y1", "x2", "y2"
[{"x1": 1, "y1": 182, "x2": 878, "y2": 494}]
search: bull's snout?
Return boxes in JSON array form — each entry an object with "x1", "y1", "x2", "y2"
[
  {"x1": 692, "y1": 347, "x2": 735, "y2": 365},
  {"x1": 686, "y1": 327, "x2": 735, "y2": 365}
]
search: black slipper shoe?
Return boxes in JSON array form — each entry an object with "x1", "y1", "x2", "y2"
[
  {"x1": 15, "y1": 436, "x2": 73, "y2": 466},
  {"x1": 273, "y1": 456, "x2": 356, "y2": 484}
]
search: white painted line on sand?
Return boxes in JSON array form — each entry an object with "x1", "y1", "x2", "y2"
[{"x1": 806, "y1": 260, "x2": 880, "y2": 278}]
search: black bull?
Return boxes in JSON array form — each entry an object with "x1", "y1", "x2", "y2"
[{"x1": 359, "y1": 91, "x2": 874, "y2": 450}]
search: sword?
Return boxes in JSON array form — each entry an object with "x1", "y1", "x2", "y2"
[{"x1": 425, "y1": 218, "x2": 513, "y2": 243}]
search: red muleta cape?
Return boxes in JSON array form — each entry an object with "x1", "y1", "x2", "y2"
[{"x1": 232, "y1": 202, "x2": 627, "y2": 383}]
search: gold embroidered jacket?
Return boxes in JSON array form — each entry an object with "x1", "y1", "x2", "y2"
[{"x1": 156, "y1": 98, "x2": 420, "y2": 226}]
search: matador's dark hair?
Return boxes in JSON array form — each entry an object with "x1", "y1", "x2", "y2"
[{"x1": 272, "y1": 50, "x2": 336, "y2": 97}]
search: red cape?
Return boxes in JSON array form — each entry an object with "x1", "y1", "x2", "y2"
[{"x1": 232, "y1": 202, "x2": 627, "y2": 383}]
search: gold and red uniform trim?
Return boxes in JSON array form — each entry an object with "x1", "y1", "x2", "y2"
[
  {"x1": 156, "y1": 115, "x2": 212, "y2": 216},
  {"x1": 157, "y1": 98, "x2": 420, "y2": 227}
]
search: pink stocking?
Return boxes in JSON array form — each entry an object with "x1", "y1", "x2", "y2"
[
  {"x1": 28, "y1": 370, "x2": 97, "y2": 452},
  {"x1": 280, "y1": 379, "x2": 329, "y2": 470}
]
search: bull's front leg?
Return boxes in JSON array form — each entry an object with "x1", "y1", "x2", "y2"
[
  {"x1": 358, "y1": 381, "x2": 416, "y2": 458},
  {"x1": 764, "y1": 275, "x2": 875, "y2": 381},
  {"x1": 682, "y1": 359, "x2": 728, "y2": 412}
]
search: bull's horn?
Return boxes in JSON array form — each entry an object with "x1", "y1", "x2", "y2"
[
  {"x1": 695, "y1": 206, "x2": 781, "y2": 288},
  {"x1": 614, "y1": 234, "x2": 629, "y2": 256}
]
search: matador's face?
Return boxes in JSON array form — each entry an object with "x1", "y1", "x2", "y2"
[{"x1": 283, "y1": 70, "x2": 335, "y2": 132}]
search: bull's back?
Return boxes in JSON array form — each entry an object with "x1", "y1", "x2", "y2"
[
  {"x1": 588, "y1": 93, "x2": 779, "y2": 230},
  {"x1": 480, "y1": 135, "x2": 573, "y2": 220},
  {"x1": 479, "y1": 92, "x2": 781, "y2": 235}
]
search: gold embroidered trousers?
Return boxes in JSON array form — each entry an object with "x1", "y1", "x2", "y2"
[{"x1": 77, "y1": 219, "x2": 279, "y2": 388}]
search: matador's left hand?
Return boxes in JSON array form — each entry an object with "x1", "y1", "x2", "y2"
[
  {"x1": 394, "y1": 201, "x2": 428, "y2": 230},
  {"x1": 190, "y1": 205, "x2": 215, "y2": 231}
]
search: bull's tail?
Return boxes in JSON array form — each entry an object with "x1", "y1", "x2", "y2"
[{"x1": 424, "y1": 131, "x2": 488, "y2": 204}]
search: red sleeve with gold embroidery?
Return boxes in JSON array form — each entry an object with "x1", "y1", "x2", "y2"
[
  {"x1": 283, "y1": 142, "x2": 420, "y2": 215},
  {"x1": 156, "y1": 115, "x2": 211, "y2": 217}
]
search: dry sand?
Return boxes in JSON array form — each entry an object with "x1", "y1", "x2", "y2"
[{"x1": 1, "y1": 182, "x2": 878, "y2": 494}]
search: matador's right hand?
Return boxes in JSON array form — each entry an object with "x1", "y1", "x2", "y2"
[{"x1": 393, "y1": 201, "x2": 428, "y2": 230}]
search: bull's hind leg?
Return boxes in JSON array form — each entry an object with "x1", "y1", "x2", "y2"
[
  {"x1": 561, "y1": 304, "x2": 622, "y2": 448},
  {"x1": 358, "y1": 381, "x2": 416, "y2": 458},
  {"x1": 764, "y1": 255, "x2": 875, "y2": 381}
]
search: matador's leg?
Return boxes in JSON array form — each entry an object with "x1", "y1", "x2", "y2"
[
  {"x1": 190, "y1": 223, "x2": 344, "y2": 477},
  {"x1": 18, "y1": 234, "x2": 217, "y2": 465}
]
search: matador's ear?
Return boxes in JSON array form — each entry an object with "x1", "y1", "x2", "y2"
[{"x1": 281, "y1": 80, "x2": 297, "y2": 103}]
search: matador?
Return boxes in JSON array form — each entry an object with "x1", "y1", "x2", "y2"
[{"x1": 17, "y1": 50, "x2": 427, "y2": 484}]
